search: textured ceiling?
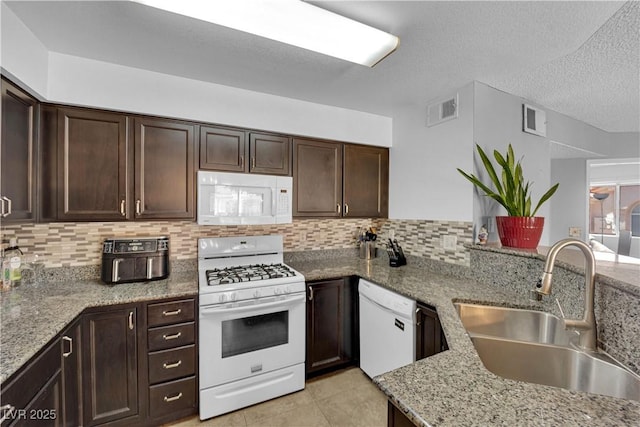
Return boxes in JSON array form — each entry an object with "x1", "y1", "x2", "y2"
[{"x1": 4, "y1": 1, "x2": 638, "y2": 133}]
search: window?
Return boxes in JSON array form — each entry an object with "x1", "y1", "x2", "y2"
[
  {"x1": 589, "y1": 185, "x2": 616, "y2": 236},
  {"x1": 589, "y1": 184, "x2": 640, "y2": 237}
]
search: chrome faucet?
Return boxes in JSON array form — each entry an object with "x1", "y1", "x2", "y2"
[{"x1": 535, "y1": 238, "x2": 597, "y2": 351}]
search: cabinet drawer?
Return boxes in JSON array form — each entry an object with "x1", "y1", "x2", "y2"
[
  {"x1": 148, "y1": 322, "x2": 195, "y2": 352},
  {"x1": 149, "y1": 376, "x2": 196, "y2": 419},
  {"x1": 148, "y1": 345, "x2": 196, "y2": 384},
  {"x1": 148, "y1": 299, "x2": 195, "y2": 327}
]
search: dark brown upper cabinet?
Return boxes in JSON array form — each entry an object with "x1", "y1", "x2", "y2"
[
  {"x1": 200, "y1": 126, "x2": 290, "y2": 176},
  {"x1": 54, "y1": 107, "x2": 131, "y2": 221},
  {"x1": 42, "y1": 108, "x2": 196, "y2": 222},
  {"x1": 134, "y1": 117, "x2": 195, "y2": 220},
  {"x1": 292, "y1": 138, "x2": 343, "y2": 217},
  {"x1": 292, "y1": 139, "x2": 388, "y2": 218},
  {"x1": 1, "y1": 78, "x2": 38, "y2": 223},
  {"x1": 343, "y1": 144, "x2": 389, "y2": 218}
]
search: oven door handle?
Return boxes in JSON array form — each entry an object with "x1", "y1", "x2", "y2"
[{"x1": 200, "y1": 294, "x2": 305, "y2": 316}]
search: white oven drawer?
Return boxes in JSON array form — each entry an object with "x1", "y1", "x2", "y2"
[{"x1": 199, "y1": 293, "x2": 306, "y2": 388}]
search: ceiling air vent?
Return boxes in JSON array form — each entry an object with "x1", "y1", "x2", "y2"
[{"x1": 427, "y1": 93, "x2": 458, "y2": 127}]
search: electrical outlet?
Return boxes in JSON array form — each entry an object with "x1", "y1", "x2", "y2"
[
  {"x1": 569, "y1": 227, "x2": 582, "y2": 238},
  {"x1": 442, "y1": 235, "x2": 457, "y2": 251}
]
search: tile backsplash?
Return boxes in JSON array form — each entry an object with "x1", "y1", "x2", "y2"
[{"x1": 0, "y1": 218, "x2": 472, "y2": 268}]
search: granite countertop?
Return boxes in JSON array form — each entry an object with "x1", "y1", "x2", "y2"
[
  {"x1": 287, "y1": 256, "x2": 640, "y2": 427},
  {"x1": 0, "y1": 271, "x2": 198, "y2": 384},
  {"x1": 2, "y1": 255, "x2": 639, "y2": 426}
]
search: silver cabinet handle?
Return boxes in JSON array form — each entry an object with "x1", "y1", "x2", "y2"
[
  {"x1": 147, "y1": 258, "x2": 154, "y2": 280},
  {"x1": 251, "y1": 157, "x2": 256, "y2": 170},
  {"x1": 308, "y1": 286, "x2": 314, "y2": 301},
  {"x1": 135, "y1": 199, "x2": 141, "y2": 215},
  {"x1": 128, "y1": 311, "x2": 134, "y2": 330},
  {"x1": 162, "y1": 308, "x2": 182, "y2": 317},
  {"x1": 1, "y1": 404, "x2": 16, "y2": 423},
  {"x1": 164, "y1": 392, "x2": 182, "y2": 403},
  {"x1": 344, "y1": 204, "x2": 349, "y2": 215},
  {"x1": 416, "y1": 308, "x2": 421, "y2": 326},
  {"x1": 337, "y1": 203, "x2": 341, "y2": 214},
  {"x1": 163, "y1": 332, "x2": 182, "y2": 341},
  {"x1": 163, "y1": 360, "x2": 182, "y2": 369},
  {"x1": 1, "y1": 196, "x2": 10, "y2": 217},
  {"x1": 120, "y1": 200, "x2": 126, "y2": 216},
  {"x1": 240, "y1": 155, "x2": 244, "y2": 168},
  {"x1": 112, "y1": 258, "x2": 123, "y2": 282},
  {"x1": 0, "y1": 197, "x2": 5, "y2": 217},
  {"x1": 62, "y1": 336, "x2": 73, "y2": 357}
]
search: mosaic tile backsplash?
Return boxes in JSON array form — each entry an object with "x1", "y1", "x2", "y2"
[{"x1": 0, "y1": 218, "x2": 473, "y2": 268}]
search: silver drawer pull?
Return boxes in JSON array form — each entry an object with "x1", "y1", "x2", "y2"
[
  {"x1": 62, "y1": 336, "x2": 73, "y2": 357},
  {"x1": 162, "y1": 308, "x2": 182, "y2": 316},
  {"x1": 164, "y1": 392, "x2": 182, "y2": 403},
  {"x1": 163, "y1": 360, "x2": 182, "y2": 369},
  {"x1": 163, "y1": 332, "x2": 182, "y2": 341}
]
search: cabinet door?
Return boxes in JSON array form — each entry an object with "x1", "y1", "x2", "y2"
[
  {"x1": 249, "y1": 133, "x2": 290, "y2": 176},
  {"x1": 134, "y1": 118, "x2": 195, "y2": 220},
  {"x1": 306, "y1": 278, "x2": 355, "y2": 375},
  {"x1": 61, "y1": 319, "x2": 82, "y2": 427},
  {"x1": 0, "y1": 78, "x2": 37, "y2": 222},
  {"x1": 82, "y1": 306, "x2": 139, "y2": 426},
  {"x1": 0, "y1": 337, "x2": 62, "y2": 427},
  {"x1": 293, "y1": 139, "x2": 342, "y2": 217},
  {"x1": 343, "y1": 144, "x2": 389, "y2": 218},
  {"x1": 199, "y1": 126, "x2": 247, "y2": 172},
  {"x1": 416, "y1": 303, "x2": 446, "y2": 361},
  {"x1": 57, "y1": 108, "x2": 130, "y2": 221}
]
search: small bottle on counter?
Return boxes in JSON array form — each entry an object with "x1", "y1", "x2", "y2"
[{"x1": 4, "y1": 238, "x2": 24, "y2": 288}]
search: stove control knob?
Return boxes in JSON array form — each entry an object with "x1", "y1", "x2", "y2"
[
  {"x1": 219, "y1": 294, "x2": 227, "y2": 303},
  {"x1": 230, "y1": 292, "x2": 237, "y2": 301},
  {"x1": 253, "y1": 290, "x2": 261, "y2": 298},
  {"x1": 274, "y1": 287, "x2": 282, "y2": 295}
]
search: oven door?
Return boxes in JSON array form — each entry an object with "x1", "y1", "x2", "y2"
[{"x1": 199, "y1": 292, "x2": 306, "y2": 388}]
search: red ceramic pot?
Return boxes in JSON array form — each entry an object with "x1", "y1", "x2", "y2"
[{"x1": 495, "y1": 216, "x2": 545, "y2": 249}]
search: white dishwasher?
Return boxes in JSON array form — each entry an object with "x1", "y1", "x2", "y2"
[{"x1": 359, "y1": 279, "x2": 416, "y2": 378}]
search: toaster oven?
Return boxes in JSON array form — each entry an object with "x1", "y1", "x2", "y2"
[{"x1": 101, "y1": 237, "x2": 170, "y2": 284}]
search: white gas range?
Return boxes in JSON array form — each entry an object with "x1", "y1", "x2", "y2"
[{"x1": 197, "y1": 235, "x2": 306, "y2": 420}]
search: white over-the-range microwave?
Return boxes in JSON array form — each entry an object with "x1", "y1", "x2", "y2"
[{"x1": 197, "y1": 171, "x2": 292, "y2": 225}]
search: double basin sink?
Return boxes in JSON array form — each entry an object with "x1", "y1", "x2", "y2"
[{"x1": 455, "y1": 302, "x2": 640, "y2": 401}]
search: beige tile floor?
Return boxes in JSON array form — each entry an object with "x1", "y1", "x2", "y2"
[{"x1": 167, "y1": 367, "x2": 387, "y2": 427}]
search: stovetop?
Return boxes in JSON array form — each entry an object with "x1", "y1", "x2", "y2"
[{"x1": 205, "y1": 263, "x2": 296, "y2": 286}]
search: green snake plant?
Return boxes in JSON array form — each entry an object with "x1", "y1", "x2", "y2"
[{"x1": 457, "y1": 144, "x2": 559, "y2": 217}]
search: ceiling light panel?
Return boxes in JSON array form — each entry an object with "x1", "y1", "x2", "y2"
[{"x1": 133, "y1": 0, "x2": 399, "y2": 67}]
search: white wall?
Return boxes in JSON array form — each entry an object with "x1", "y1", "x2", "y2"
[
  {"x1": 550, "y1": 158, "x2": 587, "y2": 241},
  {"x1": 388, "y1": 82, "x2": 474, "y2": 220},
  {"x1": 45, "y1": 53, "x2": 392, "y2": 147},
  {"x1": 0, "y1": 2, "x2": 48, "y2": 97}
]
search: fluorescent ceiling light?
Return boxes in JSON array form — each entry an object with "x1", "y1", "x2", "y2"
[{"x1": 133, "y1": 0, "x2": 399, "y2": 67}]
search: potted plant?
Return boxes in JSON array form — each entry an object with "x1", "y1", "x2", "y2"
[{"x1": 457, "y1": 144, "x2": 559, "y2": 249}]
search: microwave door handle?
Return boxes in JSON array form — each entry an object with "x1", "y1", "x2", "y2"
[
  {"x1": 112, "y1": 258, "x2": 123, "y2": 283},
  {"x1": 200, "y1": 294, "x2": 305, "y2": 316},
  {"x1": 272, "y1": 188, "x2": 277, "y2": 216},
  {"x1": 147, "y1": 258, "x2": 153, "y2": 279}
]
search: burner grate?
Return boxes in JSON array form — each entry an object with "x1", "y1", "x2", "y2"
[{"x1": 206, "y1": 263, "x2": 295, "y2": 286}]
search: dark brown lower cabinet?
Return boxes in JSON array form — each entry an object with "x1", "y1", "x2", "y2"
[
  {"x1": 0, "y1": 335, "x2": 63, "y2": 427},
  {"x1": 306, "y1": 278, "x2": 358, "y2": 376},
  {"x1": 415, "y1": 302, "x2": 448, "y2": 360},
  {"x1": 61, "y1": 319, "x2": 82, "y2": 427},
  {"x1": 387, "y1": 401, "x2": 416, "y2": 427},
  {"x1": 82, "y1": 304, "x2": 140, "y2": 426}
]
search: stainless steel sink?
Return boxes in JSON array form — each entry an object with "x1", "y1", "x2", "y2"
[
  {"x1": 455, "y1": 302, "x2": 578, "y2": 345},
  {"x1": 455, "y1": 302, "x2": 640, "y2": 401},
  {"x1": 471, "y1": 336, "x2": 640, "y2": 401}
]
